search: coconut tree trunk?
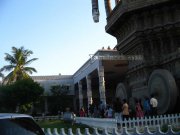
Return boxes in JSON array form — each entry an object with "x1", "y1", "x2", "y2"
[
  {"x1": 91, "y1": 0, "x2": 100, "y2": 22},
  {"x1": 104, "y1": 0, "x2": 112, "y2": 17}
]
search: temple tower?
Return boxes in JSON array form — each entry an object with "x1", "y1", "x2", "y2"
[{"x1": 92, "y1": 0, "x2": 180, "y2": 114}]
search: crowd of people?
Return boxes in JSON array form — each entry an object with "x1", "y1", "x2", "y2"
[{"x1": 78, "y1": 94, "x2": 158, "y2": 121}]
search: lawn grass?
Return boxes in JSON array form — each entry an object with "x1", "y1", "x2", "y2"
[{"x1": 36, "y1": 120, "x2": 93, "y2": 134}]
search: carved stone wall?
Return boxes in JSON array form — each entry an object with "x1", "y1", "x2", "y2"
[{"x1": 106, "y1": 0, "x2": 180, "y2": 113}]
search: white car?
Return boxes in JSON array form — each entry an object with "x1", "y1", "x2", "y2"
[{"x1": 0, "y1": 113, "x2": 45, "y2": 135}]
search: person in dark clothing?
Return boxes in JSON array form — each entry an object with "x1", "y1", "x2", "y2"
[
  {"x1": 113, "y1": 98, "x2": 122, "y2": 113},
  {"x1": 88, "y1": 103, "x2": 94, "y2": 117},
  {"x1": 98, "y1": 101, "x2": 106, "y2": 118},
  {"x1": 143, "y1": 96, "x2": 151, "y2": 117},
  {"x1": 113, "y1": 98, "x2": 122, "y2": 128}
]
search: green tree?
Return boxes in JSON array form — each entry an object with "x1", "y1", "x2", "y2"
[
  {"x1": 0, "y1": 84, "x2": 16, "y2": 112},
  {"x1": 48, "y1": 85, "x2": 73, "y2": 114},
  {"x1": 0, "y1": 78, "x2": 44, "y2": 113},
  {"x1": 1, "y1": 46, "x2": 38, "y2": 84}
]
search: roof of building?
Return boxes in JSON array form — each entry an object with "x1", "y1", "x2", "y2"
[{"x1": 31, "y1": 75, "x2": 73, "y2": 80}]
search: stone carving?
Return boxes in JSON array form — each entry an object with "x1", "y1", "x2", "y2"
[
  {"x1": 91, "y1": 0, "x2": 180, "y2": 113},
  {"x1": 116, "y1": 83, "x2": 128, "y2": 100},
  {"x1": 148, "y1": 69, "x2": 178, "y2": 114}
]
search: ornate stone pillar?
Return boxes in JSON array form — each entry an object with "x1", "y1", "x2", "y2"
[
  {"x1": 86, "y1": 75, "x2": 93, "y2": 109},
  {"x1": 104, "y1": 0, "x2": 112, "y2": 17},
  {"x1": 91, "y1": 0, "x2": 100, "y2": 22},
  {"x1": 78, "y1": 81, "x2": 83, "y2": 108},
  {"x1": 98, "y1": 66, "x2": 106, "y2": 106}
]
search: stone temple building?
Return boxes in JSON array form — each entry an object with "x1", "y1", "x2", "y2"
[
  {"x1": 32, "y1": 0, "x2": 180, "y2": 114},
  {"x1": 91, "y1": 0, "x2": 180, "y2": 114},
  {"x1": 31, "y1": 48, "x2": 128, "y2": 114}
]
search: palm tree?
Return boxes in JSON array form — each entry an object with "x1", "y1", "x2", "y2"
[{"x1": 1, "y1": 46, "x2": 38, "y2": 84}]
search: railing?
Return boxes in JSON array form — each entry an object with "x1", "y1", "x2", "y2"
[
  {"x1": 76, "y1": 114, "x2": 180, "y2": 130},
  {"x1": 34, "y1": 112, "x2": 75, "y2": 122},
  {"x1": 42, "y1": 125, "x2": 180, "y2": 135},
  {"x1": 34, "y1": 114, "x2": 180, "y2": 129},
  {"x1": 76, "y1": 117, "x2": 116, "y2": 130},
  {"x1": 119, "y1": 114, "x2": 180, "y2": 129},
  {"x1": 34, "y1": 115, "x2": 61, "y2": 121}
]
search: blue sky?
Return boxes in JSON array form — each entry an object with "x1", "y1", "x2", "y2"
[{"x1": 0, "y1": 0, "x2": 116, "y2": 76}]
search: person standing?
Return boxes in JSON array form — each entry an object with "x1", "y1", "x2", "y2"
[
  {"x1": 98, "y1": 101, "x2": 106, "y2": 118},
  {"x1": 104, "y1": 105, "x2": 113, "y2": 118},
  {"x1": 79, "y1": 107, "x2": 85, "y2": 117},
  {"x1": 143, "y1": 96, "x2": 151, "y2": 116},
  {"x1": 122, "y1": 99, "x2": 129, "y2": 121},
  {"x1": 93, "y1": 105, "x2": 98, "y2": 118},
  {"x1": 113, "y1": 98, "x2": 122, "y2": 127},
  {"x1": 150, "y1": 94, "x2": 158, "y2": 116},
  {"x1": 135, "y1": 99, "x2": 144, "y2": 118},
  {"x1": 88, "y1": 103, "x2": 94, "y2": 117}
]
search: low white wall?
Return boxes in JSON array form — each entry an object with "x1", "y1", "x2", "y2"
[
  {"x1": 75, "y1": 114, "x2": 180, "y2": 130},
  {"x1": 76, "y1": 117, "x2": 116, "y2": 130},
  {"x1": 43, "y1": 125, "x2": 180, "y2": 135}
]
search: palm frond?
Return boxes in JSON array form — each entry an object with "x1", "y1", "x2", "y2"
[
  {"x1": 0, "y1": 68, "x2": 4, "y2": 77},
  {"x1": 0, "y1": 72, "x2": 4, "y2": 78},
  {"x1": 12, "y1": 46, "x2": 18, "y2": 54},
  {"x1": 3, "y1": 71, "x2": 15, "y2": 84},
  {"x1": 24, "y1": 67, "x2": 37, "y2": 74},
  {"x1": 4, "y1": 53, "x2": 16, "y2": 64},
  {"x1": 1, "y1": 65, "x2": 15, "y2": 72},
  {"x1": 0, "y1": 68, "x2": 3, "y2": 72},
  {"x1": 24, "y1": 49, "x2": 33, "y2": 56},
  {"x1": 25, "y1": 58, "x2": 38, "y2": 65}
]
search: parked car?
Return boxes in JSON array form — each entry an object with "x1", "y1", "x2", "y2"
[{"x1": 0, "y1": 113, "x2": 45, "y2": 135}]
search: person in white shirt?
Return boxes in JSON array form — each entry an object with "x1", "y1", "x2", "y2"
[{"x1": 150, "y1": 94, "x2": 158, "y2": 115}]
